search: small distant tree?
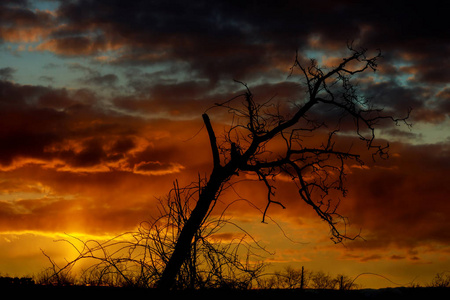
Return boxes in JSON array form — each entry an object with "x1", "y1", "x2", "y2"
[
  {"x1": 157, "y1": 44, "x2": 410, "y2": 289},
  {"x1": 310, "y1": 271, "x2": 336, "y2": 289},
  {"x1": 260, "y1": 266, "x2": 311, "y2": 289},
  {"x1": 258, "y1": 267, "x2": 359, "y2": 290},
  {"x1": 309, "y1": 271, "x2": 359, "y2": 290},
  {"x1": 335, "y1": 274, "x2": 359, "y2": 290}
]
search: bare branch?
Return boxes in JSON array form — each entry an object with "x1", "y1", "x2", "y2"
[{"x1": 202, "y1": 113, "x2": 221, "y2": 168}]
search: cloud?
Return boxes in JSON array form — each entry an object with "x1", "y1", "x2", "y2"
[
  {"x1": 67, "y1": 63, "x2": 119, "y2": 87},
  {"x1": 340, "y1": 142, "x2": 450, "y2": 251},
  {"x1": 35, "y1": 34, "x2": 111, "y2": 56},
  {"x1": 133, "y1": 161, "x2": 184, "y2": 176},
  {"x1": 42, "y1": 1, "x2": 443, "y2": 75},
  {"x1": 0, "y1": 3, "x2": 54, "y2": 43},
  {"x1": 0, "y1": 163, "x2": 182, "y2": 234},
  {"x1": 0, "y1": 79, "x2": 197, "y2": 174},
  {"x1": 3, "y1": 0, "x2": 446, "y2": 130},
  {"x1": 4, "y1": 0, "x2": 446, "y2": 80}
]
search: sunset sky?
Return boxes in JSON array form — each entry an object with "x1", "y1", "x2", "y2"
[{"x1": 1, "y1": 0, "x2": 449, "y2": 288}]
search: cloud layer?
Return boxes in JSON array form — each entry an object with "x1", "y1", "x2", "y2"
[{"x1": 0, "y1": 0, "x2": 449, "y2": 281}]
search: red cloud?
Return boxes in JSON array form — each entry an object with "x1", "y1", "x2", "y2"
[{"x1": 340, "y1": 142, "x2": 450, "y2": 251}]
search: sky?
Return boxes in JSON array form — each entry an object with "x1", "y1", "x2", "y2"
[{"x1": 0, "y1": 0, "x2": 449, "y2": 288}]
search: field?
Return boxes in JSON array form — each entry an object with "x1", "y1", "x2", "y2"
[{"x1": 4, "y1": 285, "x2": 450, "y2": 300}]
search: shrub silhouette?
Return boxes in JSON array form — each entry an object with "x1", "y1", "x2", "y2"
[{"x1": 42, "y1": 180, "x2": 266, "y2": 288}]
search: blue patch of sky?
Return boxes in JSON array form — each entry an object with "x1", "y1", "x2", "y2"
[
  {"x1": 1, "y1": 40, "x2": 202, "y2": 101},
  {"x1": 1, "y1": 44, "x2": 85, "y2": 88},
  {"x1": 303, "y1": 48, "x2": 326, "y2": 61},
  {"x1": 28, "y1": 0, "x2": 60, "y2": 12},
  {"x1": 389, "y1": 60, "x2": 415, "y2": 87}
]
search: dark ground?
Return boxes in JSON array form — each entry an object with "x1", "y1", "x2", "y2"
[{"x1": 3, "y1": 285, "x2": 450, "y2": 299}]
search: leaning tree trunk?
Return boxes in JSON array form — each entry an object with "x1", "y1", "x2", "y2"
[
  {"x1": 156, "y1": 167, "x2": 233, "y2": 289},
  {"x1": 156, "y1": 114, "x2": 236, "y2": 290}
]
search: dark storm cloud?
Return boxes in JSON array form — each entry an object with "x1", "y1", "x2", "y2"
[
  {"x1": 2, "y1": 0, "x2": 446, "y2": 124},
  {"x1": 113, "y1": 80, "x2": 229, "y2": 118},
  {"x1": 50, "y1": 0, "x2": 294, "y2": 82},
  {"x1": 18, "y1": 0, "x2": 440, "y2": 129},
  {"x1": 50, "y1": 1, "x2": 447, "y2": 61},
  {"x1": 436, "y1": 88, "x2": 450, "y2": 113},
  {"x1": 0, "y1": 1, "x2": 55, "y2": 42},
  {"x1": 0, "y1": 79, "x2": 191, "y2": 173},
  {"x1": 361, "y1": 81, "x2": 450, "y2": 125},
  {"x1": 3, "y1": 0, "x2": 445, "y2": 81},
  {"x1": 0, "y1": 80, "x2": 64, "y2": 165},
  {"x1": 0, "y1": 1, "x2": 52, "y2": 27}
]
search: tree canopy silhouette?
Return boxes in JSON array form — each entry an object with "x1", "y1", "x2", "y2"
[{"x1": 156, "y1": 45, "x2": 411, "y2": 289}]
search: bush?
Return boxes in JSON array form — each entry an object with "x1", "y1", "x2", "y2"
[{"x1": 429, "y1": 272, "x2": 450, "y2": 288}]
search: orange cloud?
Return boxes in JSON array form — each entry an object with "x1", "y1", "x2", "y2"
[
  {"x1": 0, "y1": 26, "x2": 49, "y2": 43},
  {"x1": 0, "y1": 5, "x2": 54, "y2": 43},
  {"x1": 35, "y1": 36, "x2": 104, "y2": 56}
]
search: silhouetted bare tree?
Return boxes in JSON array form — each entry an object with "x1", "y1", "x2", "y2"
[{"x1": 157, "y1": 45, "x2": 411, "y2": 289}]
